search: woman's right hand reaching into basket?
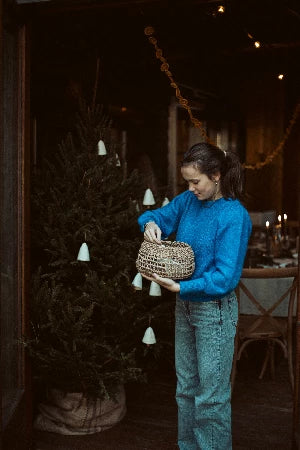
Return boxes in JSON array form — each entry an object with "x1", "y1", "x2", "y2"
[{"x1": 144, "y1": 222, "x2": 162, "y2": 244}]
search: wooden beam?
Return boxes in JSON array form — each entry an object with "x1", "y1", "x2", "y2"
[
  {"x1": 167, "y1": 98, "x2": 178, "y2": 197},
  {"x1": 14, "y1": 0, "x2": 166, "y2": 15},
  {"x1": 15, "y1": 0, "x2": 220, "y2": 3},
  {"x1": 15, "y1": 0, "x2": 163, "y2": 6},
  {"x1": 16, "y1": 0, "x2": 50, "y2": 3}
]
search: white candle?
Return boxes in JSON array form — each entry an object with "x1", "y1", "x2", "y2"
[
  {"x1": 265, "y1": 221, "x2": 270, "y2": 255},
  {"x1": 277, "y1": 214, "x2": 283, "y2": 236},
  {"x1": 283, "y1": 213, "x2": 288, "y2": 239}
]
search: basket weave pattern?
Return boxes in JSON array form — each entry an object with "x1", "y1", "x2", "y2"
[{"x1": 136, "y1": 240, "x2": 195, "y2": 279}]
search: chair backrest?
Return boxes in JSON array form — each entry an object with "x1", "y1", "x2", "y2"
[
  {"x1": 286, "y1": 220, "x2": 299, "y2": 240},
  {"x1": 237, "y1": 267, "x2": 298, "y2": 318}
]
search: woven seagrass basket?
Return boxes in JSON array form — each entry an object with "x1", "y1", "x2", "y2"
[{"x1": 136, "y1": 240, "x2": 195, "y2": 279}]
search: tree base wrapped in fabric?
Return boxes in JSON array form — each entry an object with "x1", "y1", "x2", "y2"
[{"x1": 34, "y1": 386, "x2": 126, "y2": 435}]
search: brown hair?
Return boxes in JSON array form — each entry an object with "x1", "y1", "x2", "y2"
[{"x1": 181, "y1": 142, "x2": 244, "y2": 200}]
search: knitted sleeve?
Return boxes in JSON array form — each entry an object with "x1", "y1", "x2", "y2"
[
  {"x1": 137, "y1": 191, "x2": 189, "y2": 239},
  {"x1": 179, "y1": 205, "x2": 252, "y2": 298}
]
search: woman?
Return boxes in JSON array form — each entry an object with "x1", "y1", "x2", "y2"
[{"x1": 138, "y1": 142, "x2": 252, "y2": 450}]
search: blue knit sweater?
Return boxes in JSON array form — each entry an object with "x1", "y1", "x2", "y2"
[{"x1": 138, "y1": 190, "x2": 252, "y2": 302}]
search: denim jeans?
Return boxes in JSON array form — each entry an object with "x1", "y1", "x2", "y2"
[{"x1": 175, "y1": 292, "x2": 238, "y2": 450}]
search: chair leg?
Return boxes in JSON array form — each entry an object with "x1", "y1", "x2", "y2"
[
  {"x1": 259, "y1": 342, "x2": 271, "y2": 380},
  {"x1": 270, "y1": 341, "x2": 276, "y2": 380},
  {"x1": 287, "y1": 338, "x2": 294, "y2": 391}
]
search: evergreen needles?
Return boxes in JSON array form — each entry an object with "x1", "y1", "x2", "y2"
[{"x1": 27, "y1": 101, "x2": 145, "y2": 399}]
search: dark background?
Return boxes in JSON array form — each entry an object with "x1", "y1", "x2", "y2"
[{"x1": 24, "y1": 0, "x2": 300, "y2": 197}]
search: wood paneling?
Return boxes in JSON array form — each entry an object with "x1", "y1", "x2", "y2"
[
  {"x1": 0, "y1": 4, "x2": 32, "y2": 448},
  {"x1": 241, "y1": 75, "x2": 285, "y2": 213}
]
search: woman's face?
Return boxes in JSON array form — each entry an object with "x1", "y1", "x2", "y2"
[{"x1": 181, "y1": 165, "x2": 220, "y2": 201}]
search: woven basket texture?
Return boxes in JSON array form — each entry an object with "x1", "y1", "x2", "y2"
[{"x1": 136, "y1": 240, "x2": 195, "y2": 279}]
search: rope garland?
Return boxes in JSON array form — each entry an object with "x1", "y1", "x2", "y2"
[
  {"x1": 144, "y1": 26, "x2": 300, "y2": 171},
  {"x1": 144, "y1": 26, "x2": 212, "y2": 144},
  {"x1": 243, "y1": 101, "x2": 300, "y2": 169}
]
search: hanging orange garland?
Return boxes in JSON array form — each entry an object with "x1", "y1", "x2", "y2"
[
  {"x1": 243, "y1": 101, "x2": 300, "y2": 169},
  {"x1": 144, "y1": 26, "x2": 300, "y2": 171},
  {"x1": 144, "y1": 26, "x2": 212, "y2": 144}
]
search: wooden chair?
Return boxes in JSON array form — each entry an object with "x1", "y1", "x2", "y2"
[
  {"x1": 286, "y1": 220, "x2": 299, "y2": 240},
  {"x1": 231, "y1": 266, "x2": 298, "y2": 390}
]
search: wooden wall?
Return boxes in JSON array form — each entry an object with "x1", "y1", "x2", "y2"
[
  {"x1": 167, "y1": 74, "x2": 298, "y2": 222},
  {"x1": 0, "y1": 4, "x2": 32, "y2": 446},
  {"x1": 168, "y1": 98, "x2": 243, "y2": 197},
  {"x1": 283, "y1": 93, "x2": 300, "y2": 222},
  {"x1": 240, "y1": 75, "x2": 285, "y2": 214}
]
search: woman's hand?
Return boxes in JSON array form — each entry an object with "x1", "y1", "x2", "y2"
[
  {"x1": 144, "y1": 222, "x2": 162, "y2": 244},
  {"x1": 141, "y1": 272, "x2": 180, "y2": 293}
]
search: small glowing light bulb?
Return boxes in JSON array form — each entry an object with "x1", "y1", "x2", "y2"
[
  {"x1": 254, "y1": 41, "x2": 261, "y2": 48},
  {"x1": 278, "y1": 74, "x2": 284, "y2": 80},
  {"x1": 218, "y1": 5, "x2": 225, "y2": 13}
]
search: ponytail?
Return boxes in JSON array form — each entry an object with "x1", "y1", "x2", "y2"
[
  {"x1": 181, "y1": 142, "x2": 244, "y2": 200},
  {"x1": 220, "y1": 151, "x2": 244, "y2": 199}
]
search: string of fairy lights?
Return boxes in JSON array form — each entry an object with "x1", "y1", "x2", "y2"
[{"x1": 143, "y1": 13, "x2": 300, "y2": 171}]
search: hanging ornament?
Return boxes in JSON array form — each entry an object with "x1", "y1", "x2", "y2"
[
  {"x1": 97, "y1": 140, "x2": 107, "y2": 156},
  {"x1": 149, "y1": 281, "x2": 161, "y2": 296},
  {"x1": 115, "y1": 153, "x2": 121, "y2": 166},
  {"x1": 142, "y1": 326, "x2": 156, "y2": 345},
  {"x1": 161, "y1": 197, "x2": 170, "y2": 207},
  {"x1": 77, "y1": 242, "x2": 90, "y2": 261},
  {"x1": 132, "y1": 272, "x2": 143, "y2": 290},
  {"x1": 143, "y1": 188, "x2": 156, "y2": 206}
]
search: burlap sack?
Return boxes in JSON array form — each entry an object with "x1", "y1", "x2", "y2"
[{"x1": 34, "y1": 385, "x2": 126, "y2": 435}]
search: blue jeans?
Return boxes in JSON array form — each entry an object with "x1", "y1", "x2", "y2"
[{"x1": 175, "y1": 292, "x2": 238, "y2": 450}]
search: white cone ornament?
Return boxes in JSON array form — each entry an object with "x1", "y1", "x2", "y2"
[
  {"x1": 142, "y1": 326, "x2": 156, "y2": 345},
  {"x1": 142, "y1": 188, "x2": 156, "y2": 206},
  {"x1": 132, "y1": 272, "x2": 143, "y2": 290},
  {"x1": 77, "y1": 243, "x2": 90, "y2": 261},
  {"x1": 97, "y1": 139, "x2": 107, "y2": 156},
  {"x1": 149, "y1": 281, "x2": 161, "y2": 296},
  {"x1": 161, "y1": 197, "x2": 170, "y2": 207}
]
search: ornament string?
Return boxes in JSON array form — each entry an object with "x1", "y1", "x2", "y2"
[
  {"x1": 92, "y1": 57, "x2": 100, "y2": 111},
  {"x1": 144, "y1": 26, "x2": 300, "y2": 171}
]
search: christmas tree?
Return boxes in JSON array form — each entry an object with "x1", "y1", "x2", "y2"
[{"x1": 26, "y1": 100, "x2": 153, "y2": 400}]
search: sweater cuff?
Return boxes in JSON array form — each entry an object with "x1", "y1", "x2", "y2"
[{"x1": 179, "y1": 278, "x2": 205, "y2": 298}]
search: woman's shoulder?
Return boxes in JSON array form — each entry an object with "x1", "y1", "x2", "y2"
[
  {"x1": 172, "y1": 190, "x2": 194, "y2": 204},
  {"x1": 220, "y1": 198, "x2": 251, "y2": 219}
]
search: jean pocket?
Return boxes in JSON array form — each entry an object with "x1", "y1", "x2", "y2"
[{"x1": 227, "y1": 295, "x2": 238, "y2": 327}]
